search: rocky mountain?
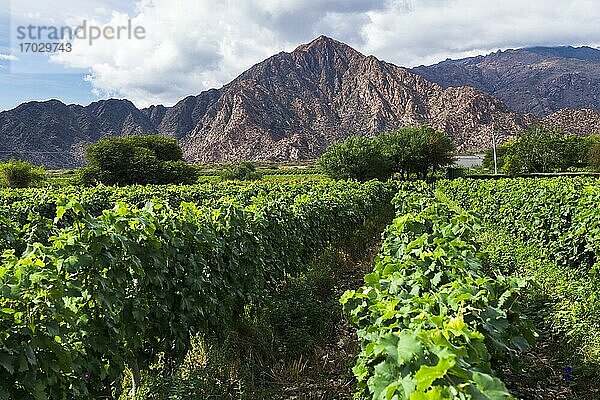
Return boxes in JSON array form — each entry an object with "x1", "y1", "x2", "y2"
[
  {"x1": 540, "y1": 108, "x2": 600, "y2": 136},
  {"x1": 175, "y1": 36, "x2": 533, "y2": 163},
  {"x1": 0, "y1": 99, "x2": 154, "y2": 167},
  {"x1": 0, "y1": 36, "x2": 575, "y2": 168},
  {"x1": 412, "y1": 46, "x2": 600, "y2": 116}
]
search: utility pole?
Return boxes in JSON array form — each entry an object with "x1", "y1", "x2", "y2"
[{"x1": 492, "y1": 131, "x2": 498, "y2": 175}]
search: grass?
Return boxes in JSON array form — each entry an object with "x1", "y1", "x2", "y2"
[{"x1": 480, "y1": 231, "x2": 600, "y2": 399}]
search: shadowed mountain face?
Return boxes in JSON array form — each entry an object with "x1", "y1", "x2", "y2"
[
  {"x1": 412, "y1": 46, "x2": 600, "y2": 116},
  {"x1": 175, "y1": 37, "x2": 532, "y2": 163},
  {"x1": 2, "y1": 37, "x2": 592, "y2": 168},
  {"x1": 0, "y1": 99, "x2": 155, "y2": 167}
]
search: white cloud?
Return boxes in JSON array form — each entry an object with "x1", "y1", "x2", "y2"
[
  {"x1": 9, "y1": 0, "x2": 135, "y2": 25},
  {"x1": 361, "y1": 0, "x2": 600, "y2": 66},
  {"x1": 0, "y1": 54, "x2": 19, "y2": 61},
  {"x1": 51, "y1": 0, "x2": 386, "y2": 107},
  {"x1": 44, "y1": 0, "x2": 600, "y2": 107}
]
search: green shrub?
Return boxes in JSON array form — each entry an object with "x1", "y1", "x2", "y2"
[
  {"x1": 80, "y1": 135, "x2": 198, "y2": 185},
  {"x1": 318, "y1": 135, "x2": 392, "y2": 181},
  {"x1": 0, "y1": 159, "x2": 46, "y2": 188},
  {"x1": 220, "y1": 162, "x2": 262, "y2": 181},
  {"x1": 318, "y1": 127, "x2": 454, "y2": 181},
  {"x1": 588, "y1": 142, "x2": 600, "y2": 171}
]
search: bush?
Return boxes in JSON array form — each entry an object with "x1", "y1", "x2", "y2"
[
  {"x1": 80, "y1": 135, "x2": 198, "y2": 185},
  {"x1": 220, "y1": 162, "x2": 262, "y2": 181},
  {"x1": 0, "y1": 160, "x2": 46, "y2": 188},
  {"x1": 318, "y1": 135, "x2": 392, "y2": 181},
  {"x1": 588, "y1": 143, "x2": 600, "y2": 172}
]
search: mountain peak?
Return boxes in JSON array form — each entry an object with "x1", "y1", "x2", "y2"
[
  {"x1": 297, "y1": 35, "x2": 337, "y2": 48},
  {"x1": 9, "y1": 99, "x2": 68, "y2": 113},
  {"x1": 293, "y1": 35, "x2": 364, "y2": 58},
  {"x1": 4, "y1": 37, "x2": 593, "y2": 168}
]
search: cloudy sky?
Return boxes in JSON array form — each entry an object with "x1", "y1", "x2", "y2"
[{"x1": 1, "y1": 0, "x2": 599, "y2": 111}]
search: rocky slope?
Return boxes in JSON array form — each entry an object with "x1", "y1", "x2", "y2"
[
  {"x1": 0, "y1": 99, "x2": 154, "y2": 167},
  {"x1": 412, "y1": 46, "x2": 600, "y2": 116},
  {"x1": 539, "y1": 108, "x2": 600, "y2": 136},
  {"x1": 176, "y1": 37, "x2": 532, "y2": 163},
  {"x1": 0, "y1": 36, "x2": 581, "y2": 168}
]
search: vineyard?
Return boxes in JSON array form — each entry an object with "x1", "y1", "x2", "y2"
[
  {"x1": 1, "y1": 178, "x2": 600, "y2": 399},
  {"x1": 343, "y1": 178, "x2": 600, "y2": 399},
  {"x1": 438, "y1": 178, "x2": 600, "y2": 371},
  {"x1": 0, "y1": 181, "x2": 396, "y2": 398},
  {"x1": 342, "y1": 188, "x2": 534, "y2": 399}
]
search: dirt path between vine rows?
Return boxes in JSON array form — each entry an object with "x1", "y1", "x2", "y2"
[
  {"x1": 249, "y1": 230, "x2": 381, "y2": 400},
  {"x1": 253, "y1": 236, "x2": 600, "y2": 400}
]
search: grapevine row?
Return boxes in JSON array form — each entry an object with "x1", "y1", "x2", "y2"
[
  {"x1": 0, "y1": 181, "x2": 395, "y2": 399},
  {"x1": 342, "y1": 188, "x2": 533, "y2": 399},
  {"x1": 437, "y1": 177, "x2": 600, "y2": 363}
]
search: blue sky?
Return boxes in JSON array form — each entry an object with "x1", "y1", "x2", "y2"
[
  {"x1": 0, "y1": 3, "x2": 94, "y2": 110},
  {"x1": 1, "y1": 0, "x2": 600, "y2": 112},
  {"x1": 0, "y1": 0, "x2": 137, "y2": 111}
]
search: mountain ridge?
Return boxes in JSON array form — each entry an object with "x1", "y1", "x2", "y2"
[
  {"x1": 1, "y1": 37, "x2": 598, "y2": 168},
  {"x1": 412, "y1": 45, "x2": 600, "y2": 115}
]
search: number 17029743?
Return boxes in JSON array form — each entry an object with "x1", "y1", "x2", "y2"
[{"x1": 18, "y1": 42, "x2": 72, "y2": 53}]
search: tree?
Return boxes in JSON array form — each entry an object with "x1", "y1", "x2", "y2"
[
  {"x1": 483, "y1": 143, "x2": 510, "y2": 172},
  {"x1": 318, "y1": 127, "x2": 454, "y2": 181},
  {"x1": 220, "y1": 162, "x2": 263, "y2": 180},
  {"x1": 513, "y1": 126, "x2": 563, "y2": 173},
  {"x1": 588, "y1": 142, "x2": 600, "y2": 171},
  {"x1": 501, "y1": 151, "x2": 523, "y2": 176},
  {"x1": 377, "y1": 126, "x2": 454, "y2": 180},
  {"x1": 318, "y1": 135, "x2": 392, "y2": 181},
  {"x1": 559, "y1": 134, "x2": 591, "y2": 170},
  {"x1": 485, "y1": 126, "x2": 600, "y2": 175},
  {"x1": 0, "y1": 160, "x2": 46, "y2": 188},
  {"x1": 421, "y1": 127, "x2": 455, "y2": 178},
  {"x1": 377, "y1": 129, "x2": 414, "y2": 179},
  {"x1": 81, "y1": 135, "x2": 198, "y2": 185}
]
